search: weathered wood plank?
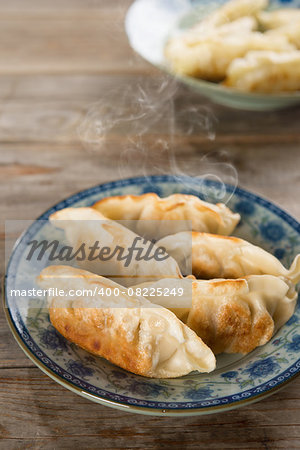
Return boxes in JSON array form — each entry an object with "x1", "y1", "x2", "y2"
[
  {"x1": 0, "y1": 0, "x2": 132, "y2": 11},
  {"x1": 0, "y1": 100, "x2": 299, "y2": 144},
  {"x1": 0, "y1": 141, "x2": 299, "y2": 222},
  {"x1": 0, "y1": 8, "x2": 152, "y2": 75},
  {"x1": 0, "y1": 76, "x2": 299, "y2": 143},
  {"x1": 0, "y1": 368, "x2": 299, "y2": 448}
]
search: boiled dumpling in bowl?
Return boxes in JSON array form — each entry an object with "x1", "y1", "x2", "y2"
[
  {"x1": 224, "y1": 50, "x2": 300, "y2": 92},
  {"x1": 182, "y1": 16, "x2": 257, "y2": 46},
  {"x1": 165, "y1": 34, "x2": 248, "y2": 80},
  {"x1": 163, "y1": 0, "x2": 300, "y2": 98},
  {"x1": 266, "y1": 24, "x2": 300, "y2": 50},
  {"x1": 171, "y1": 0, "x2": 267, "y2": 48},
  {"x1": 165, "y1": 31, "x2": 294, "y2": 80},
  {"x1": 257, "y1": 9, "x2": 300, "y2": 30},
  {"x1": 196, "y1": 0, "x2": 268, "y2": 29}
]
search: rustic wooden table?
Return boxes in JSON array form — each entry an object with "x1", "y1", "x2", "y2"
[{"x1": 1, "y1": 1, "x2": 300, "y2": 448}]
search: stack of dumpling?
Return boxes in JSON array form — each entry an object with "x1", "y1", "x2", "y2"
[
  {"x1": 164, "y1": 0, "x2": 300, "y2": 93},
  {"x1": 38, "y1": 192, "x2": 300, "y2": 378}
]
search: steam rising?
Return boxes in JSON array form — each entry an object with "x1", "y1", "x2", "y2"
[{"x1": 78, "y1": 75, "x2": 238, "y2": 203}]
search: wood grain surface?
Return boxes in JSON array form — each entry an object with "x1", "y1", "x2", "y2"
[{"x1": 1, "y1": 1, "x2": 300, "y2": 448}]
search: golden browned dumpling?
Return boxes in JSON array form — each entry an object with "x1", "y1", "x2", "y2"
[
  {"x1": 93, "y1": 193, "x2": 240, "y2": 238},
  {"x1": 224, "y1": 50, "x2": 300, "y2": 92},
  {"x1": 133, "y1": 275, "x2": 297, "y2": 354},
  {"x1": 187, "y1": 276, "x2": 297, "y2": 354},
  {"x1": 37, "y1": 265, "x2": 216, "y2": 378}
]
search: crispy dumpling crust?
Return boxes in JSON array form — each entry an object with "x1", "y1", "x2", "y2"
[
  {"x1": 188, "y1": 278, "x2": 271, "y2": 354},
  {"x1": 49, "y1": 305, "x2": 154, "y2": 375},
  {"x1": 37, "y1": 266, "x2": 216, "y2": 378},
  {"x1": 188, "y1": 276, "x2": 297, "y2": 354},
  {"x1": 132, "y1": 275, "x2": 297, "y2": 355}
]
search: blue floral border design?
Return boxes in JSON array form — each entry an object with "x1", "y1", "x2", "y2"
[{"x1": 5, "y1": 175, "x2": 300, "y2": 411}]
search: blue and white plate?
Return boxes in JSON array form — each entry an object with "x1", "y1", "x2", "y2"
[
  {"x1": 125, "y1": 0, "x2": 300, "y2": 110},
  {"x1": 4, "y1": 175, "x2": 300, "y2": 416}
]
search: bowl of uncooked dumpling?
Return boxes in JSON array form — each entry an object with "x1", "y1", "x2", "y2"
[
  {"x1": 126, "y1": 0, "x2": 300, "y2": 110},
  {"x1": 4, "y1": 175, "x2": 300, "y2": 416}
]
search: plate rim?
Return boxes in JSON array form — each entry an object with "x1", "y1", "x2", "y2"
[
  {"x1": 4, "y1": 174, "x2": 300, "y2": 416},
  {"x1": 3, "y1": 301, "x2": 298, "y2": 417}
]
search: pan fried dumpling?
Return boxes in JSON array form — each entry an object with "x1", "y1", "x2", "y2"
[
  {"x1": 93, "y1": 193, "x2": 240, "y2": 239},
  {"x1": 37, "y1": 265, "x2": 216, "y2": 378},
  {"x1": 224, "y1": 50, "x2": 300, "y2": 93},
  {"x1": 188, "y1": 276, "x2": 297, "y2": 354},
  {"x1": 257, "y1": 9, "x2": 300, "y2": 30},
  {"x1": 133, "y1": 275, "x2": 297, "y2": 354},
  {"x1": 49, "y1": 207, "x2": 182, "y2": 286},
  {"x1": 165, "y1": 32, "x2": 293, "y2": 80},
  {"x1": 132, "y1": 277, "x2": 194, "y2": 323},
  {"x1": 200, "y1": 0, "x2": 268, "y2": 28},
  {"x1": 157, "y1": 231, "x2": 300, "y2": 283},
  {"x1": 187, "y1": 275, "x2": 297, "y2": 354}
]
